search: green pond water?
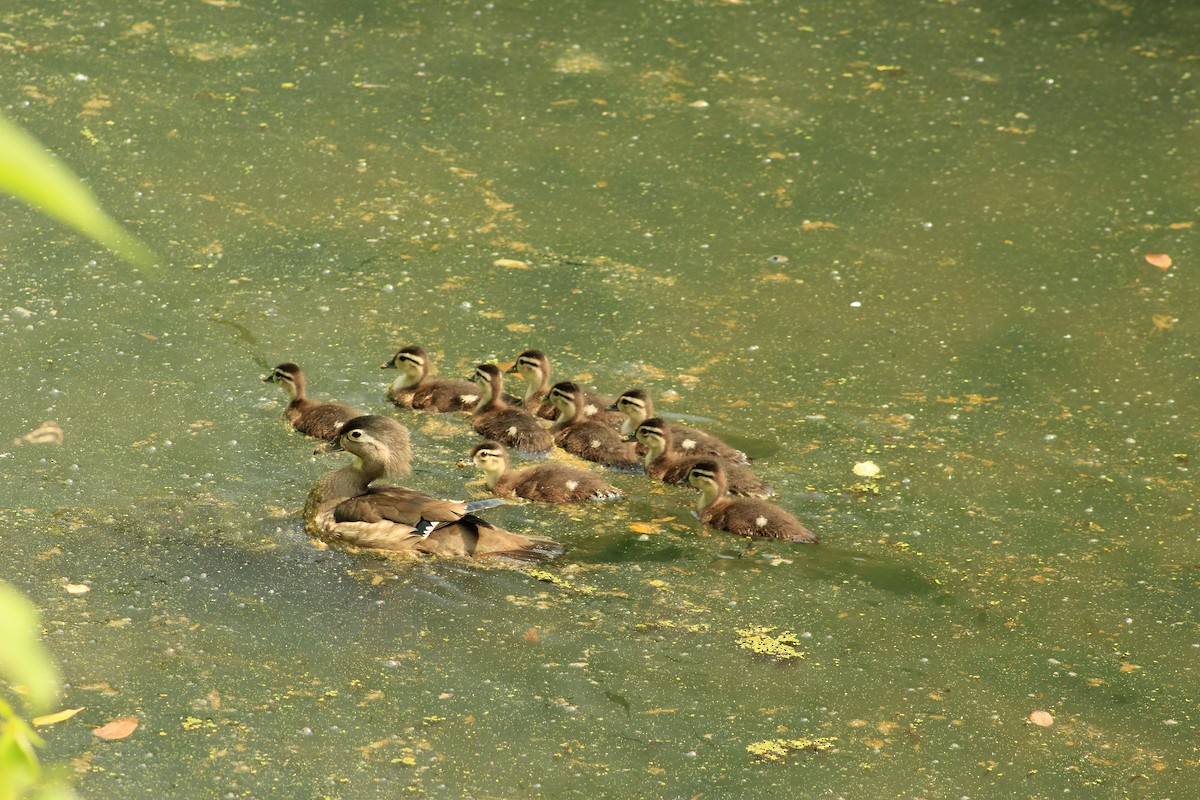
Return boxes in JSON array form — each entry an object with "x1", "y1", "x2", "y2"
[{"x1": 2, "y1": 1, "x2": 1197, "y2": 797}]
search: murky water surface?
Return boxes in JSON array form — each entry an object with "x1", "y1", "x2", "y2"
[{"x1": 2, "y1": 1, "x2": 1197, "y2": 797}]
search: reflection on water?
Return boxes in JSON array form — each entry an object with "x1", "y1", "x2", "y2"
[{"x1": 2, "y1": 0, "x2": 1197, "y2": 797}]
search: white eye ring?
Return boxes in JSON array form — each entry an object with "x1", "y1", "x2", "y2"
[{"x1": 348, "y1": 430, "x2": 363, "y2": 439}]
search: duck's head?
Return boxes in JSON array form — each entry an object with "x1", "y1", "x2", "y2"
[
  {"x1": 506, "y1": 350, "x2": 549, "y2": 380},
  {"x1": 316, "y1": 415, "x2": 413, "y2": 478},
  {"x1": 548, "y1": 381, "x2": 583, "y2": 420},
  {"x1": 468, "y1": 440, "x2": 510, "y2": 474},
  {"x1": 470, "y1": 363, "x2": 503, "y2": 400},
  {"x1": 613, "y1": 389, "x2": 651, "y2": 420},
  {"x1": 264, "y1": 363, "x2": 305, "y2": 399},
  {"x1": 686, "y1": 460, "x2": 726, "y2": 496},
  {"x1": 634, "y1": 417, "x2": 670, "y2": 457},
  {"x1": 381, "y1": 345, "x2": 429, "y2": 379}
]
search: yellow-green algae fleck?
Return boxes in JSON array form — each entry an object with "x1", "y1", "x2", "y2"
[
  {"x1": 747, "y1": 736, "x2": 837, "y2": 763},
  {"x1": 735, "y1": 625, "x2": 805, "y2": 661}
]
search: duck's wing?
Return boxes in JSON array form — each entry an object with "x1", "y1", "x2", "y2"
[{"x1": 333, "y1": 486, "x2": 468, "y2": 525}]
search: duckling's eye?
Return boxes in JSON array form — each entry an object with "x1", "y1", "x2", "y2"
[{"x1": 347, "y1": 430, "x2": 364, "y2": 440}]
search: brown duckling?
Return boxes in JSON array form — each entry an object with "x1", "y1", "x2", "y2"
[
  {"x1": 687, "y1": 460, "x2": 817, "y2": 543},
  {"x1": 467, "y1": 441, "x2": 623, "y2": 503},
  {"x1": 614, "y1": 389, "x2": 749, "y2": 464},
  {"x1": 469, "y1": 364, "x2": 554, "y2": 457},
  {"x1": 304, "y1": 415, "x2": 562, "y2": 558},
  {"x1": 381, "y1": 345, "x2": 481, "y2": 412},
  {"x1": 507, "y1": 350, "x2": 624, "y2": 425},
  {"x1": 636, "y1": 418, "x2": 773, "y2": 498},
  {"x1": 548, "y1": 381, "x2": 640, "y2": 469},
  {"x1": 263, "y1": 362, "x2": 362, "y2": 441}
]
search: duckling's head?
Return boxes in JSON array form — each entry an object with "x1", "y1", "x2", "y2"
[
  {"x1": 614, "y1": 389, "x2": 651, "y2": 421},
  {"x1": 318, "y1": 415, "x2": 413, "y2": 478},
  {"x1": 635, "y1": 417, "x2": 671, "y2": 457},
  {"x1": 468, "y1": 440, "x2": 510, "y2": 474},
  {"x1": 548, "y1": 381, "x2": 582, "y2": 419},
  {"x1": 506, "y1": 350, "x2": 549, "y2": 380},
  {"x1": 381, "y1": 345, "x2": 429, "y2": 380},
  {"x1": 470, "y1": 363, "x2": 503, "y2": 400},
  {"x1": 686, "y1": 460, "x2": 726, "y2": 497},
  {"x1": 264, "y1": 363, "x2": 305, "y2": 400}
]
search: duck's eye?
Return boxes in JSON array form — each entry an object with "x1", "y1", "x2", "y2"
[{"x1": 347, "y1": 430, "x2": 363, "y2": 440}]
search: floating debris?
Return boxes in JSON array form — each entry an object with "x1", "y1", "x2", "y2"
[
  {"x1": 735, "y1": 625, "x2": 805, "y2": 661},
  {"x1": 13, "y1": 421, "x2": 64, "y2": 446},
  {"x1": 747, "y1": 736, "x2": 836, "y2": 763}
]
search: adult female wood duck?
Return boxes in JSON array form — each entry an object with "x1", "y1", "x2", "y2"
[
  {"x1": 613, "y1": 389, "x2": 749, "y2": 463},
  {"x1": 467, "y1": 440, "x2": 623, "y2": 503},
  {"x1": 506, "y1": 350, "x2": 622, "y2": 425},
  {"x1": 635, "y1": 418, "x2": 772, "y2": 498},
  {"x1": 469, "y1": 364, "x2": 554, "y2": 457},
  {"x1": 304, "y1": 415, "x2": 562, "y2": 558},
  {"x1": 381, "y1": 345, "x2": 481, "y2": 412},
  {"x1": 548, "y1": 381, "x2": 639, "y2": 469},
  {"x1": 263, "y1": 363, "x2": 362, "y2": 441},
  {"x1": 687, "y1": 460, "x2": 817, "y2": 543}
]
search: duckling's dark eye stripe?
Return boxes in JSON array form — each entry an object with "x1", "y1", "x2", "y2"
[
  {"x1": 690, "y1": 468, "x2": 717, "y2": 480},
  {"x1": 639, "y1": 426, "x2": 665, "y2": 437},
  {"x1": 398, "y1": 354, "x2": 423, "y2": 366},
  {"x1": 518, "y1": 357, "x2": 540, "y2": 368}
]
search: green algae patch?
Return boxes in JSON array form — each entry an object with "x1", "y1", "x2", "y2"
[
  {"x1": 747, "y1": 736, "x2": 837, "y2": 763},
  {"x1": 735, "y1": 625, "x2": 805, "y2": 661}
]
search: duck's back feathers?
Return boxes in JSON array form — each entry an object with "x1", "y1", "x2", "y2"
[
  {"x1": 701, "y1": 497, "x2": 818, "y2": 543},
  {"x1": 286, "y1": 399, "x2": 360, "y2": 441}
]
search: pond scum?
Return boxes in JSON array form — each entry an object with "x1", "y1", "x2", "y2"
[
  {"x1": 734, "y1": 624, "x2": 805, "y2": 661},
  {"x1": 746, "y1": 737, "x2": 837, "y2": 763}
]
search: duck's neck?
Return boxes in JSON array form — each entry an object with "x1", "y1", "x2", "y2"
[
  {"x1": 620, "y1": 407, "x2": 645, "y2": 436},
  {"x1": 696, "y1": 480, "x2": 723, "y2": 514},
  {"x1": 520, "y1": 369, "x2": 549, "y2": 407},
  {"x1": 474, "y1": 379, "x2": 502, "y2": 412},
  {"x1": 391, "y1": 368, "x2": 422, "y2": 391},
  {"x1": 478, "y1": 464, "x2": 503, "y2": 490},
  {"x1": 641, "y1": 439, "x2": 664, "y2": 467},
  {"x1": 316, "y1": 460, "x2": 374, "y2": 507},
  {"x1": 284, "y1": 377, "x2": 306, "y2": 402}
]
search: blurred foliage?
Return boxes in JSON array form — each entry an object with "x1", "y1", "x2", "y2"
[{"x1": 0, "y1": 113, "x2": 155, "y2": 267}]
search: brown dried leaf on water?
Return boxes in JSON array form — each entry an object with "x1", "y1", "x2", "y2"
[
  {"x1": 629, "y1": 522, "x2": 661, "y2": 535},
  {"x1": 494, "y1": 258, "x2": 529, "y2": 269},
  {"x1": 32, "y1": 707, "x2": 85, "y2": 727},
  {"x1": 1144, "y1": 253, "x2": 1172, "y2": 270},
  {"x1": 801, "y1": 220, "x2": 838, "y2": 231},
  {"x1": 93, "y1": 716, "x2": 139, "y2": 740},
  {"x1": 64, "y1": 583, "x2": 90, "y2": 595},
  {"x1": 13, "y1": 421, "x2": 64, "y2": 446},
  {"x1": 506, "y1": 323, "x2": 534, "y2": 334},
  {"x1": 523, "y1": 627, "x2": 541, "y2": 643},
  {"x1": 1028, "y1": 710, "x2": 1054, "y2": 727}
]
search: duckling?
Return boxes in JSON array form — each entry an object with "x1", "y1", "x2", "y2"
[
  {"x1": 305, "y1": 415, "x2": 563, "y2": 558},
  {"x1": 548, "y1": 381, "x2": 640, "y2": 469},
  {"x1": 687, "y1": 460, "x2": 817, "y2": 543},
  {"x1": 468, "y1": 441, "x2": 623, "y2": 503},
  {"x1": 263, "y1": 363, "x2": 362, "y2": 441},
  {"x1": 469, "y1": 364, "x2": 554, "y2": 457},
  {"x1": 636, "y1": 418, "x2": 773, "y2": 498},
  {"x1": 507, "y1": 350, "x2": 624, "y2": 425},
  {"x1": 613, "y1": 389, "x2": 749, "y2": 464},
  {"x1": 381, "y1": 345, "x2": 481, "y2": 412}
]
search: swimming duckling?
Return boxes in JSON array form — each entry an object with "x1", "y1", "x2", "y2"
[
  {"x1": 507, "y1": 350, "x2": 623, "y2": 425},
  {"x1": 549, "y1": 381, "x2": 640, "y2": 469},
  {"x1": 263, "y1": 363, "x2": 362, "y2": 441},
  {"x1": 687, "y1": 460, "x2": 817, "y2": 543},
  {"x1": 467, "y1": 441, "x2": 623, "y2": 503},
  {"x1": 613, "y1": 389, "x2": 749, "y2": 464},
  {"x1": 381, "y1": 345, "x2": 481, "y2": 412},
  {"x1": 305, "y1": 415, "x2": 562, "y2": 558},
  {"x1": 636, "y1": 418, "x2": 773, "y2": 498},
  {"x1": 469, "y1": 364, "x2": 554, "y2": 457}
]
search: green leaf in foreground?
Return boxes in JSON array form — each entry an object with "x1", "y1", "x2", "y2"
[
  {"x1": 0, "y1": 582, "x2": 59, "y2": 713},
  {"x1": 0, "y1": 113, "x2": 156, "y2": 267}
]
